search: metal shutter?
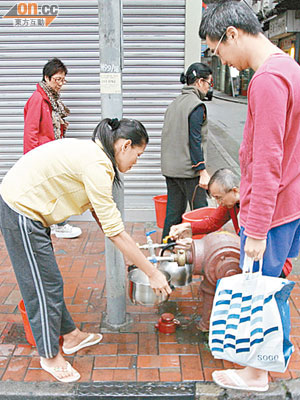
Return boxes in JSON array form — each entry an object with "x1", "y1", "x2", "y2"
[
  {"x1": 0, "y1": 0, "x2": 101, "y2": 180},
  {"x1": 0, "y1": 0, "x2": 185, "y2": 221},
  {"x1": 122, "y1": 0, "x2": 185, "y2": 219}
]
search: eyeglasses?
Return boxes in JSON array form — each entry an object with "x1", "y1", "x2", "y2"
[
  {"x1": 212, "y1": 30, "x2": 227, "y2": 56},
  {"x1": 202, "y1": 79, "x2": 213, "y2": 88},
  {"x1": 52, "y1": 77, "x2": 68, "y2": 84}
]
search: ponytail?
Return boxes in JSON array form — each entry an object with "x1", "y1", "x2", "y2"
[{"x1": 92, "y1": 118, "x2": 148, "y2": 185}]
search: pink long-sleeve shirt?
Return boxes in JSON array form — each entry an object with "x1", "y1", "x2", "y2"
[{"x1": 239, "y1": 53, "x2": 300, "y2": 239}]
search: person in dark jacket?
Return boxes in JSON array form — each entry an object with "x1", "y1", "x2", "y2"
[{"x1": 161, "y1": 62, "x2": 213, "y2": 240}]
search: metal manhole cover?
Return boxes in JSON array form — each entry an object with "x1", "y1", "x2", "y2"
[{"x1": 2, "y1": 323, "x2": 28, "y2": 344}]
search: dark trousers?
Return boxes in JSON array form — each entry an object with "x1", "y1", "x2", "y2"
[
  {"x1": 0, "y1": 196, "x2": 76, "y2": 358},
  {"x1": 162, "y1": 176, "x2": 208, "y2": 239}
]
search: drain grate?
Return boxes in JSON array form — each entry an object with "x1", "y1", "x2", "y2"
[
  {"x1": 2, "y1": 323, "x2": 27, "y2": 344},
  {"x1": 77, "y1": 382, "x2": 195, "y2": 399}
]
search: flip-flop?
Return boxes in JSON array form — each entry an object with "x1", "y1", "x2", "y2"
[
  {"x1": 62, "y1": 333, "x2": 103, "y2": 355},
  {"x1": 212, "y1": 369, "x2": 269, "y2": 392},
  {"x1": 40, "y1": 358, "x2": 80, "y2": 383}
]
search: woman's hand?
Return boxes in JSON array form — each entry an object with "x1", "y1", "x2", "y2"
[
  {"x1": 244, "y1": 236, "x2": 266, "y2": 260},
  {"x1": 148, "y1": 268, "x2": 172, "y2": 296},
  {"x1": 169, "y1": 222, "x2": 192, "y2": 240},
  {"x1": 109, "y1": 230, "x2": 172, "y2": 294},
  {"x1": 199, "y1": 169, "x2": 210, "y2": 190}
]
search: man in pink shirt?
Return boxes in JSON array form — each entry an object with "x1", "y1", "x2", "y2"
[{"x1": 199, "y1": 0, "x2": 300, "y2": 392}]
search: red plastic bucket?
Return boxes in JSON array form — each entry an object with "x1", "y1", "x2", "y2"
[
  {"x1": 182, "y1": 207, "x2": 217, "y2": 239},
  {"x1": 153, "y1": 194, "x2": 167, "y2": 229},
  {"x1": 18, "y1": 299, "x2": 36, "y2": 346}
]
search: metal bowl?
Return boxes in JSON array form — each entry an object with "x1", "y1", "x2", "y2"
[
  {"x1": 128, "y1": 268, "x2": 171, "y2": 307},
  {"x1": 159, "y1": 261, "x2": 193, "y2": 287}
]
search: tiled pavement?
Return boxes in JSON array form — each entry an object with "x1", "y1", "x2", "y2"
[{"x1": 0, "y1": 221, "x2": 300, "y2": 387}]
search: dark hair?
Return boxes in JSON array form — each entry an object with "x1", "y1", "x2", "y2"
[
  {"x1": 180, "y1": 62, "x2": 212, "y2": 85},
  {"x1": 92, "y1": 118, "x2": 149, "y2": 185},
  {"x1": 208, "y1": 168, "x2": 240, "y2": 194},
  {"x1": 199, "y1": 0, "x2": 262, "y2": 42},
  {"x1": 42, "y1": 58, "x2": 68, "y2": 81}
]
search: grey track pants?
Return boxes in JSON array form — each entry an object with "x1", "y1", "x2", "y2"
[{"x1": 0, "y1": 196, "x2": 76, "y2": 358}]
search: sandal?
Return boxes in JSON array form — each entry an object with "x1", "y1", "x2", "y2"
[
  {"x1": 40, "y1": 358, "x2": 80, "y2": 383},
  {"x1": 212, "y1": 369, "x2": 269, "y2": 392},
  {"x1": 62, "y1": 333, "x2": 103, "y2": 354}
]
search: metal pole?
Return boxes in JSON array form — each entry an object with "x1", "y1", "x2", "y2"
[{"x1": 98, "y1": 0, "x2": 126, "y2": 327}]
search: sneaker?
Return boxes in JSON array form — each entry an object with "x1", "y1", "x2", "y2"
[{"x1": 51, "y1": 224, "x2": 82, "y2": 239}]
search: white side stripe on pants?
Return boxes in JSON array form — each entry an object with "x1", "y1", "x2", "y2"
[{"x1": 18, "y1": 215, "x2": 53, "y2": 358}]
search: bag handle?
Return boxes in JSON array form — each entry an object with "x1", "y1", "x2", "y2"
[
  {"x1": 191, "y1": 185, "x2": 200, "y2": 211},
  {"x1": 243, "y1": 254, "x2": 263, "y2": 276}
]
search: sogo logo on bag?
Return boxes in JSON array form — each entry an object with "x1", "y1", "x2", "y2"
[{"x1": 257, "y1": 354, "x2": 279, "y2": 362}]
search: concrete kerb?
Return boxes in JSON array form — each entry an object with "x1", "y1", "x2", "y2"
[
  {"x1": 212, "y1": 91, "x2": 248, "y2": 105},
  {"x1": 195, "y1": 379, "x2": 300, "y2": 400},
  {"x1": 0, "y1": 379, "x2": 298, "y2": 399}
]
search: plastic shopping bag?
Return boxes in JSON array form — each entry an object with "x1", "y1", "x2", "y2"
[{"x1": 209, "y1": 256, "x2": 295, "y2": 372}]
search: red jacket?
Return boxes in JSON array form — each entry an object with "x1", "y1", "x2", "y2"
[
  {"x1": 190, "y1": 204, "x2": 292, "y2": 277},
  {"x1": 24, "y1": 84, "x2": 64, "y2": 154},
  {"x1": 190, "y1": 204, "x2": 240, "y2": 235}
]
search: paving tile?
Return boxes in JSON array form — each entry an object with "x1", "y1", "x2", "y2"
[
  {"x1": 158, "y1": 332, "x2": 178, "y2": 343},
  {"x1": 0, "y1": 344, "x2": 15, "y2": 356},
  {"x1": 138, "y1": 333, "x2": 158, "y2": 355},
  {"x1": 2, "y1": 356, "x2": 30, "y2": 381},
  {"x1": 137, "y1": 354, "x2": 180, "y2": 369},
  {"x1": 94, "y1": 355, "x2": 134, "y2": 369},
  {"x1": 13, "y1": 344, "x2": 38, "y2": 356},
  {"x1": 92, "y1": 368, "x2": 114, "y2": 381},
  {"x1": 102, "y1": 333, "x2": 137, "y2": 344},
  {"x1": 181, "y1": 355, "x2": 204, "y2": 381},
  {"x1": 159, "y1": 368, "x2": 181, "y2": 382},
  {"x1": 25, "y1": 368, "x2": 54, "y2": 382},
  {"x1": 113, "y1": 369, "x2": 136, "y2": 381},
  {"x1": 28, "y1": 356, "x2": 41, "y2": 368},
  {"x1": 137, "y1": 368, "x2": 160, "y2": 381},
  {"x1": 269, "y1": 369, "x2": 292, "y2": 381},
  {"x1": 117, "y1": 343, "x2": 138, "y2": 355},
  {"x1": 159, "y1": 343, "x2": 199, "y2": 355},
  {"x1": 0, "y1": 305, "x2": 16, "y2": 313},
  {"x1": 0, "y1": 313, "x2": 22, "y2": 324},
  {"x1": 73, "y1": 355, "x2": 94, "y2": 381},
  {"x1": 202, "y1": 367, "x2": 215, "y2": 382},
  {"x1": 0, "y1": 356, "x2": 8, "y2": 368},
  {"x1": 4, "y1": 290, "x2": 22, "y2": 305}
]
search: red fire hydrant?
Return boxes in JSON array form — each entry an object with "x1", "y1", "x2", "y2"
[{"x1": 188, "y1": 231, "x2": 241, "y2": 331}]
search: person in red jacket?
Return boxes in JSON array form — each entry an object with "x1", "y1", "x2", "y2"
[
  {"x1": 169, "y1": 168, "x2": 292, "y2": 278},
  {"x1": 24, "y1": 58, "x2": 81, "y2": 239}
]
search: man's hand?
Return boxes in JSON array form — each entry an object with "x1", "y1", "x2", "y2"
[
  {"x1": 169, "y1": 222, "x2": 192, "y2": 240},
  {"x1": 175, "y1": 237, "x2": 193, "y2": 250},
  {"x1": 199, "y1": 169, "x2": 210, "y2": 190},
  {"x1": 244, "y1": 236, "x2": 266, "y2": 260}
]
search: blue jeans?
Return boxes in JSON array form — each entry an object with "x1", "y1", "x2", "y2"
[{"x1": 239, "y1": 218, "x2": 300, "y2": 277}]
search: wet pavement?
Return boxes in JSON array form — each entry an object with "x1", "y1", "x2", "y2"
[{"x1": 0, "y1": 221, "x2": 300, "y2": 399}]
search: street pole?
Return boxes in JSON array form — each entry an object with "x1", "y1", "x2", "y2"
[{"x1": 98, "y1": 0, "x2": 126, "y2": 327}]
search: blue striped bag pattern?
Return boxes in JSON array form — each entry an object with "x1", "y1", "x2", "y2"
[{"x1": 209, "y1": 258, "x2": 295, "y2": 373}]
